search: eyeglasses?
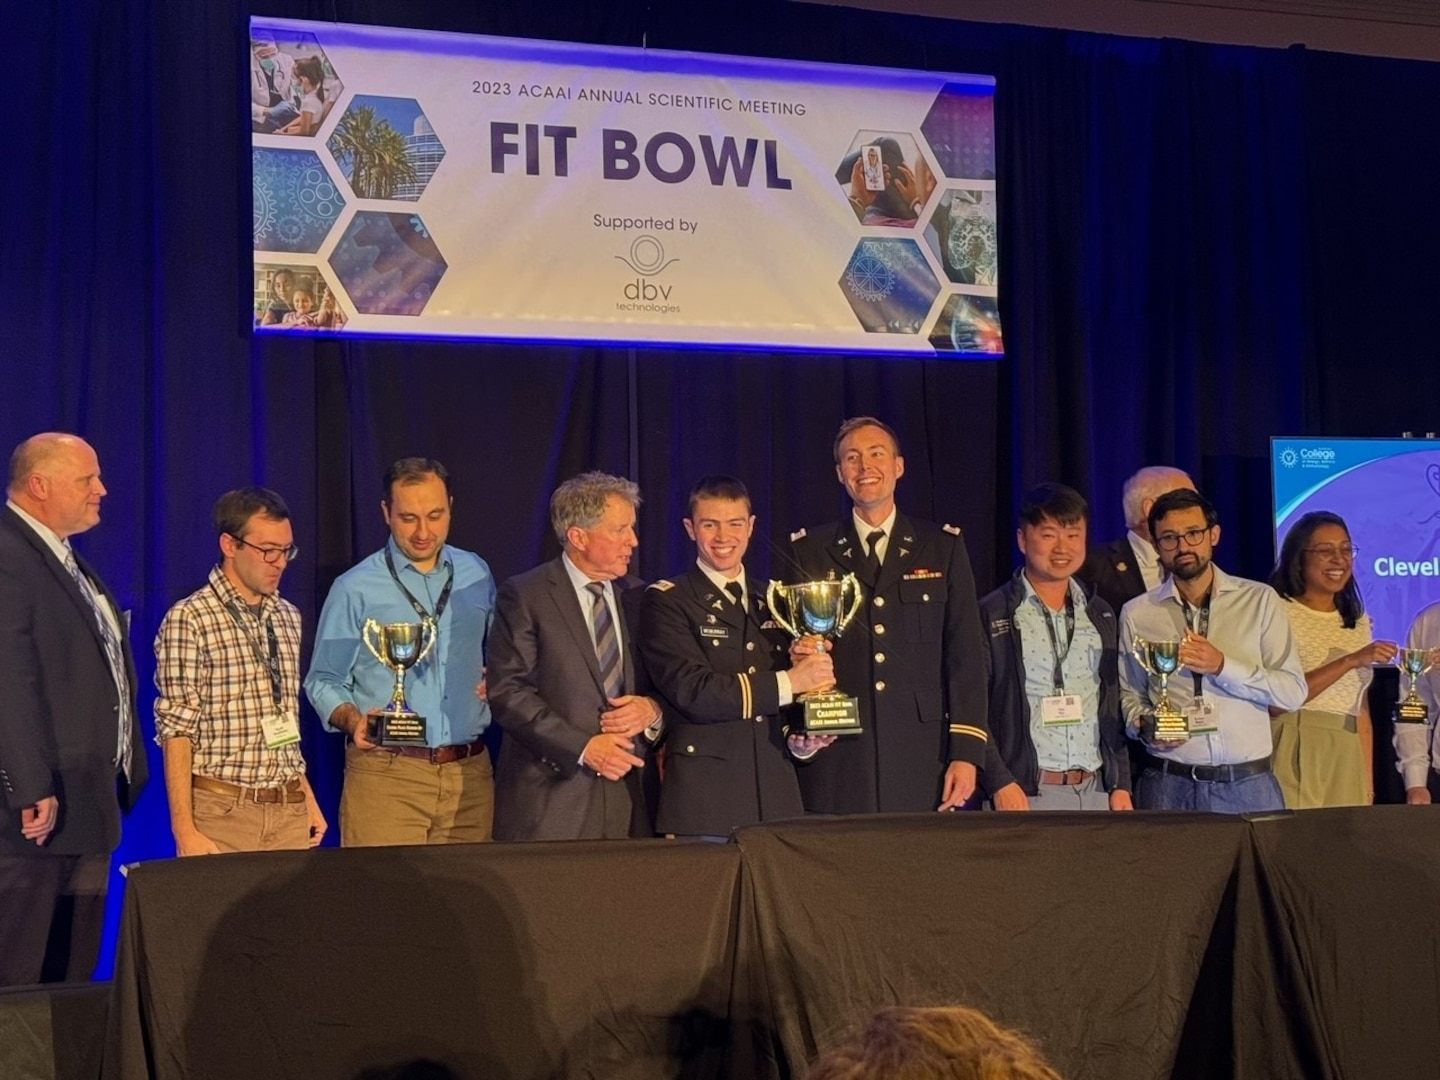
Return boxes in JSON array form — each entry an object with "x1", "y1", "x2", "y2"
[
  {"x1": 1304, "y1": 544, "x2": 1358, "y2": 561},
  {"x1": 1154, "y1": 528, "x2": 1210, "y2": 552},
  {"x1": 231, "y1": 536, "x2": 299, "y2": 564}
]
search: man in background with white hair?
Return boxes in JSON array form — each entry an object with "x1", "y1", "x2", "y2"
[{"x1": 1078, "y1": 465, "x2": 1195, "y2": 617}]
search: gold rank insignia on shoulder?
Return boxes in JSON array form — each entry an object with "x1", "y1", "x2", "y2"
[
  {"x1": 943, "y1": 523, "x2": 962, "y2": 535},
  {"x1": 790, "y1": 528, "x2": 807, "y2": 541},
  {"x1": 647, "y1": 580, "x2": 676, "y2": 591}
]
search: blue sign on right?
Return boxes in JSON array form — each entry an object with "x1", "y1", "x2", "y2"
[{"x1": 1272, "y1": 436, "x2": 1440, "y2": 646}]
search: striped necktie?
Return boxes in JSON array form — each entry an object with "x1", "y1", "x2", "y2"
[
  {"x1": 64, "y1": 548, "x2": 134, "y2": 779},
  {"x1": 586, "y1": 581, "x2": 624, "y2": 701}
]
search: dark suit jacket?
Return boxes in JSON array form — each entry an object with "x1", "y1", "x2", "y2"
[
  {"x1": 788, "y1": 512, "x2": 989, "y2": 813},
  {"x1": 0, "y1": 507, "x2": 147, "y2": 857},
  {"x1": 638, "y1": 567, "x2": 802, "y2": 836},
  {"x1": 1077, "y1": 536, "x2": 1148, "y2": 619},
  {"x1": 487, "y1": 558, "x2": 652, "y2": 841}
]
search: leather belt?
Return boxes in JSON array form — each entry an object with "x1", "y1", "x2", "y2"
[
  {"x1": 381, "y1": 740, "x2": 485, "y2": 766},
  {"x1": 192, "y1": 774, "x2": 305, "y2": 804},
  {"x1": 1038, "y1": 768, "x2": 1093, "y2": 786},
  {"x1": 1146, "y1": 755, "x2": 1271, "y2": 783}
]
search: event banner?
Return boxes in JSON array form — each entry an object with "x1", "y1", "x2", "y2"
[
  {"x1": 248, "y1": 18, "x2": 1001, "y2": 355},
  {"x1": 1272, "y1": 436, "x2": 1440, "y2": 645}
]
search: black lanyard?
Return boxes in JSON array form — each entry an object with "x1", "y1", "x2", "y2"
[
  {"x1": 210, "y1": 581, "x2": 283, "y2": 708},
  {"x1": 1179, "y1": 590, "x2": 1212, "y2": 698},
  {"x1": 384, "y1": 545, "x2": 454, "y2": 625},
  {"x1": 1039, "y1": 592, "x2": 1076, "y2": 693}
]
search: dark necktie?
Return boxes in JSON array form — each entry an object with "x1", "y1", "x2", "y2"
[
  {"x1": 724, "y1": 581, "x2": 744, "y2": 609},
  {"x1": 864, "y1": 529, "x2": 886, "y2": 580},
  {"x1": 65, "y1": 548, "x2": 134, "y2": 779},
  {"x1": 586, "y1": 581, "x2": 624, "y2": 700}
]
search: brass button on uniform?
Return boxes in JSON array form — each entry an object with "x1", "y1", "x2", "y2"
[
  {"x1": 746, "y1": 641, "x2": 755, "y2": 651},
  {"x1": 922, "y1": 593, "x2": 930, "y2": 602},
  {"x1": 686, "y1": 745, "x2": 696, "y2": 753},
  {"x1": 875, "y1": 623, "x2": 886, "y2": 635},
  {"x1": 748, "y1": 666, "x2": 757, "y2": 674},
  {"x1": 875, "y1": 652, "x2": 886, "y2": 663},
  {"x1": 874, "y1": 596, "x2": 885, "y2": 608},
  {"x1": 875, "y1": 680, "x2": 887, "y2": 692}
]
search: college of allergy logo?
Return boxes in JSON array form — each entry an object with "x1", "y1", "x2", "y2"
[{"x1": 1279, "y1": 447, "x2": 1299, "y2": 468}]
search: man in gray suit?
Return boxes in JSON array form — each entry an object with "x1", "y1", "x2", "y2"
[{"x1": 488, "y1": 472, "x2": 663, "y2": 841}]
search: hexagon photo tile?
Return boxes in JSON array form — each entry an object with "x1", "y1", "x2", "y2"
[
  {"x1": 329, "y1": 96, "x2": 447, "y2": 202},
  {"x1": 839, "y1": 239, "x2": 941, "y2": 334},
  {"x1": 249, "y1": 26, "x2": 345, "y2": 138},
  {"x1": 252, "y1": 148, "x2": 347, "y2": 254},
  {"x1": 329, "y1": 211, "x2": 447, "y2": 316}
]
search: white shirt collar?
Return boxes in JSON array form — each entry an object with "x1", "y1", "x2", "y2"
[
  {"x1": 852, "y1": 505, "x2": 899, "y2": 561},
  {"x1": 1127, "y1": 528, "x2": 1161, "y2": 589},
  {"x1": 697, "y1": 559, "x2": 745, "y2": 603}
]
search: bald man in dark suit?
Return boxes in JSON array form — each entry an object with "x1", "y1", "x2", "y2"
[
  {"x1": 0, "y1": 433, "x2": 147, "y2": 987},
  {"x1": 488, "y1": 472, "x2": 663, "y2": 841}
]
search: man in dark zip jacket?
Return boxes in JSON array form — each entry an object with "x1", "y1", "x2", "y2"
[{"x1": 977, "y1": 484, "x2": 1131, "y2": 810}]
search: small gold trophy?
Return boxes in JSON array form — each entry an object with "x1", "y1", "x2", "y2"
[
  {"x1": 766, "y1": 574, "x2": 865, "y2": 736},
  {"x1": 1133, "y1": 637, "x2": 1188, "y2": 743},
  {"x1": 1394, "y1": 648, "x2": 1436, "y2": 725},
  {"x1": 362, "y1": 619, "x2": 437, "y2": 746}
]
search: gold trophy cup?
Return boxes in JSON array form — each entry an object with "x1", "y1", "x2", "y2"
[
  {"x1": 1394, "y1": 647, "x2": 1436, "y2": 725},
  {"x1": 362, "y1": 619, "x2": 437, "y2": 746},
  {"x1": 1133, "y1": 637, "x2": 1189, "y2": 743},
  {"x1": 766, "y1": 574, "x2": 865, "y2": 735}
]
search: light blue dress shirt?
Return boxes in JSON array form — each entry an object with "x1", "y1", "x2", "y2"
[{"x1": 305, "y1": 538, "x2": 495, "y2": 747}]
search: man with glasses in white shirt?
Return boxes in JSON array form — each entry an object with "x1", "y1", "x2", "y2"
[{"x1": 1118, "y1": 489, "x2": 1307, "y2": 812}]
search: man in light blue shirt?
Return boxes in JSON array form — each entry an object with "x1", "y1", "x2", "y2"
[
  {"x1": 305, "y1": 458, "x2": 496, "y2": 846},
  {"x1": 1119, "y1": 489, "x2": 1307, "y2": 813}
]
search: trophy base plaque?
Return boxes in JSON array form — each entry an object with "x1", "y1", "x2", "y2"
[
  {"x1": 1394, "y1": 699, "x2": 1429, "y2": 725},
  {"x1": 795, "y1": 692, "x2": 863, "y2": 737},
  {"x1": 1150, "y1": 707, "x2": 1190, "y2": 744},
  {"x1": 367, "y1": 708, "x2": 429, "y2": 747}
]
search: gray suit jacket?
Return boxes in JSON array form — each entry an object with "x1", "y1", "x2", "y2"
[{"x1": 487, "y1": 557, "x2": 652, "y2": 841}]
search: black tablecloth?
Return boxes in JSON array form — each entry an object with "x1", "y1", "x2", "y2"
[{"x1": 101, "y1": 811, "x2": 1440, "y2": 1079}]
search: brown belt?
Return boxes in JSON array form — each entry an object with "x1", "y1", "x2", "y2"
[
  {"x1": 192, "y1": 774, "x2": 305, "y2": 804},
  {"x1": 1038, "y1": 768, "x2": 1094, "y2": 786},
  {"x1": 380, "y1": 740, "x2": 485, "y2": 766}
]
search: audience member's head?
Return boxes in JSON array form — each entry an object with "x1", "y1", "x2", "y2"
[{"x1": 806, "y1": 1005, "x2": 1063, "y2": 1080}]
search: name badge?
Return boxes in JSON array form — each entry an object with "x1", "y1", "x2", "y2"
[
  {"x1": 1185, "y1": 699, "x2": 1218, "y2": 733},
  {"x1": 699, "y1": 626, "x2": 729, "y2": 639},
  {"x1": 261, "y1": 710, "x2": 301, "y2": 748},
  {"x1": 1040, "y1": 695, "x2": 1084, "y2": 726}
]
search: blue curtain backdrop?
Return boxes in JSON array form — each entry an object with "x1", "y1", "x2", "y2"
[{"x1": 3, "y1": 0, "x2": 1437, "y2": 973}]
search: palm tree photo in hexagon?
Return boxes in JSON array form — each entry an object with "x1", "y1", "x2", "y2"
[{"x1": 328, "y1": 96, "x2": 446, "y2": 202}]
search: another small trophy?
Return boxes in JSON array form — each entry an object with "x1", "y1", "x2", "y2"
[
  {"x1": 1133, "y1": 637, "x2": 1188, "y2": 743},
  {"x1": 766, "y1": 574, "x2": 865, "y2": 736},
  {"x1": 1394, "y1": 648, "x2": 1436, "y2": 725},
  {"x1": 362, "y1": 619, "x2": 437, "y2": 745}
]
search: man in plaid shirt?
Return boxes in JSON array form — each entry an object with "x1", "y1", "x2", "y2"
[{"x1": 154, "y1": 487, "x2": 325, "y2": 854}]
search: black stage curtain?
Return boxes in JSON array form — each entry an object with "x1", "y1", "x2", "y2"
[
  {"x1": 99, "y1": 812, "x2": 1440, "y2": 1079},
  {"x1": 6, "y1": 0, "x2": 1440, "y2": 974}
]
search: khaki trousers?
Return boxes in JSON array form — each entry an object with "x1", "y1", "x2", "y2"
[
  {"x1": 192, "y1": 786, "x2": 312, "y2": 852},
  {"x1": 340, "y1": 743, "x2": 494, "y2": 847}
]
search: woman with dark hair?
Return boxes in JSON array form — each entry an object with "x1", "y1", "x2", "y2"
[
  {"x1": 1267, "y1": 511, "x2": 1397, "y2": 807},
  {"x1": 279, "y1": 56, "x2": 326, "y2": 137}
]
